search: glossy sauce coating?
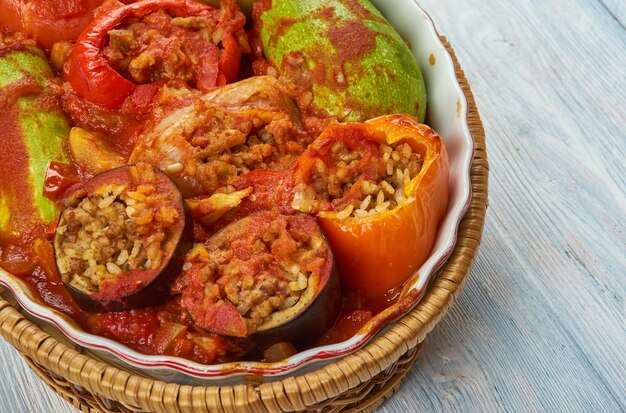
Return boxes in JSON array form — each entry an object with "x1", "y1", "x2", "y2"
[{"x1": 0, "y1": 1, "x2": 443, "y2": 366}]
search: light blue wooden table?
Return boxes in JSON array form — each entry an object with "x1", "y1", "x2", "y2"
[{"x1": 0, "y1": 0, "x2": 624, "y2": 411}]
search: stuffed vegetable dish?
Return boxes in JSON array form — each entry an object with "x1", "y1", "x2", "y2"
[{"x1": 0, "y1": 0, "x2": 449, "y2": 365}]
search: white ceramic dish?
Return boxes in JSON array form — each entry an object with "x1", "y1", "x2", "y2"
[{"x1": 0, "y1": 0, "x2": 473, "y2": 385}]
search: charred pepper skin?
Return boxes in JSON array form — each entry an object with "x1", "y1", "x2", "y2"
[{"x1": 0, "y1": 44, "x2": 70, "y2": 246}]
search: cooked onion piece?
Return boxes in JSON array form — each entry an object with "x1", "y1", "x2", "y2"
[
  {"x1": 54, "y1": 163, "x2": 191, "y2": 311},
  {"x1": 173, "y1": 211, "x2": 339, "y2": 346}
]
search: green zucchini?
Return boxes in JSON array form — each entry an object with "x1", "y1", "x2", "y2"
[
  {"x1": 0, "y1": 45, "x2": 70, "y2": 242},
  {"x1": 260, "y1": 0, "x2": 427, "y2": 122}
]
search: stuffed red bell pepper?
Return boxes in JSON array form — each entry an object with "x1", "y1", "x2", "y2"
[
  {"x1": 65, "y1": 0, "x2": 248, "y2": 109},
  {"x1": 291, "y1": 114, "x2": 449, "y2": 296}
]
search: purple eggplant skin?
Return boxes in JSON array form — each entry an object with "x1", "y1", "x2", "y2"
[
  {"x1": 247, "y1": 213, "x2": 341, "y2": 352},
  {"x1": 53, "y1": 165, "x2": 193, "y2": 313},
  {"x1": 253, "y1": 258, "x2": 341, "y2": 351},
  {"x1": 63, "y1": 215, "x2": 193, "y2": 313}
]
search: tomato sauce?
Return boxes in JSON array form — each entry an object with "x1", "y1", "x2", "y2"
[
  {"x1": 60, "y1": 87, "x2": 146, "y2": 156},
  {"x1": 0, "y1": 1, "x2": 409, "y2": 367},
  {"x1": 43, "y1": 161, "x2": 83, "y2": 201},
  {"x1": 316, "y1": 287, "x2": 400, "y2": 346},
  {"x1": 0, "y1": 0, "x2": 104, "y2": 49}
]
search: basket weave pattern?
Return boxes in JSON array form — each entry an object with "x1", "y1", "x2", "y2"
[{"x1": 0, "y1": 37, "x2": 488, "y2": 413}]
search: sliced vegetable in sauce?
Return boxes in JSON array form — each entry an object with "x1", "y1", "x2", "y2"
[
  {"x1": 68, "y1": 127, "x2": 126, "y2": 175},
  {"x1": 0, "y1": 44, "x2": 70, "y2": 248}
]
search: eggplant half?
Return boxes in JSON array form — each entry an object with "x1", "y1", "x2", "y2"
[
  {"x1": 53, "y1": 163, "x2": 192, "y2": 312},
  {"x1": 174, "y1": 210, "x2": 340, "y2": 349}
]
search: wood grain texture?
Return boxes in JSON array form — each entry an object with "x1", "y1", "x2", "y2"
[
  {"x1": 0, "y1": 0, "x2": 624, "y2": 412},
  {"x1": 378, "y1": 0, "x2": 626, "y2": 411},
  {"x1": 600, "y1": 0, "x2": 626, "y2": 27}
]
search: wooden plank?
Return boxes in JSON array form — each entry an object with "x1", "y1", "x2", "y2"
[
  {"x1": 378, "y1": 0, "x2": 626, "y2": 411},
  {"x1": 0, "y1": 338, "x2": 76, "y2": 413},
  {"x1": 599, "y1": 0, "x2": 626, "y2": 27}
]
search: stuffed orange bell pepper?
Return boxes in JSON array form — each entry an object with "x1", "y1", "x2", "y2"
[{"x1": 291, "y1": 114, "x2": 449, "y2": 296}]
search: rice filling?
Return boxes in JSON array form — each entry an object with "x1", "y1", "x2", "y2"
[
  {"x1": 293, "y1": 140, "x2": 424, "y2": 217},
  {"x1": 176, "y1": 213, "x2": 329, "y2": 335},
  {"x1": 55, "y1": 165, "x2": 181, "y2": 294}
]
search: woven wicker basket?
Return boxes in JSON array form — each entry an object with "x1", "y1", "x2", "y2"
[{"x1": 0, "y1": 37, "x2": 487, "y2": 413}]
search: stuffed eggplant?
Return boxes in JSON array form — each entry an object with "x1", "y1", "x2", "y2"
[
  {"x1": 53, "y1": 163, "x2": 192, "y2": 312},
  {"x1": 173, "y1": 210, "x2": 340, "y2": 348}
]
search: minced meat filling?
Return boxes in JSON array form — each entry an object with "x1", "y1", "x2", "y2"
[
  {"x1": 177, "y1": 215, "x2": 328, "y2": 335},
  {"x1": 103, "y1": 10, "x2": 217, "y2": 87},
  {"x1": 132, "y1": 99, "x2": 307, "y2": 197},
  {"x1": 293, "y1": 141, "x2": 424, "y2": 218},
  {"x1": 182, "y1": 106, "x2": 303, "y2": 188},
  {"x1": 55, "y1": 165, "x2": 180, "y2": 294},
  {"x1": 186, "y1": 106, "x2": 302, "y2": 170}
]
